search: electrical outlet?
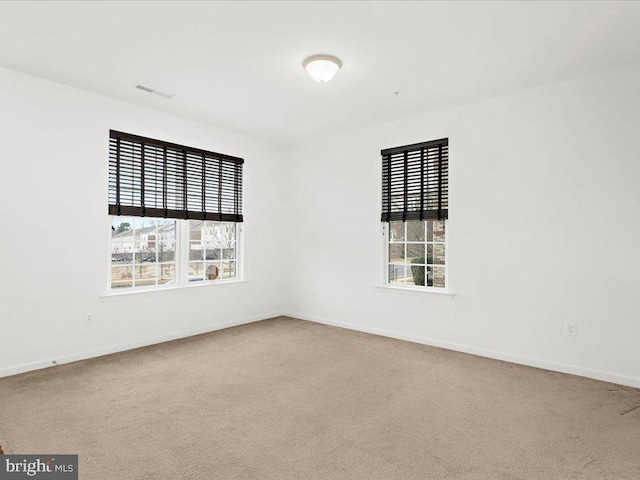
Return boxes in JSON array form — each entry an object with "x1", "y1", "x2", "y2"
[{"x1": 565, "y1": 321, "x2": 577, "y2": 337}]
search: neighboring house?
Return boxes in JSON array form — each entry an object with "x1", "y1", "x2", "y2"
[
  {"x1": 112, "y1": 221, "x2": 232, "y2": 256},
  {"x1": 189, "y1": 220, "x2": 234, "y2": 246},
  {"x1": 111, "y1": 224, "x2": 175, "y2": 255},
  {"x1": 111, "y1": 228, "x2": 135, "y2": 254}
]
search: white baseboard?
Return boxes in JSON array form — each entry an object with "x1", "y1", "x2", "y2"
[
  {"x1": 285, "y1": 311, "x2": 640, "y2": 389},
  {"x1": 0, "y1": 311, "x2": 284, "y2": 379},
  {"x1": 4, "y1": 311, "x2": 638, "y2": 389}
]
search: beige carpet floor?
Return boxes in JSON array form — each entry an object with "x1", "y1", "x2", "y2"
[{"x1": 1, "y1": 316, "x2": 639, "y2": 479}]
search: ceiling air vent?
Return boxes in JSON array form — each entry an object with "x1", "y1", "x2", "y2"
[{"x1": 135, "y1": 85, "x2": 175, "y2": 99}]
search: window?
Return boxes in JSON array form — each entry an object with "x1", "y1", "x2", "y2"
[
  {"x1": 111, "y1": 217, "x2": 177, "y2": 289},
  {"x1": 108, "y1": 131, "x2": 243, "y2": 291},
  {"x1": 381, "y1": 138, "x2": 448, "y2": 289},
  {"x1": 387, "y1": 220, "x2": 446, "y2": 287},
  {"x1": 187, "y1": 220, "x2": 238, "y2": 283},
  {"x1": 110, "y1": 217, "x2": 241, "y2": 289}
]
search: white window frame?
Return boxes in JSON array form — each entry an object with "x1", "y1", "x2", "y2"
[
  {"x1": 380, "y1": 220, "x2": 449, "y2": 293},
  {"x1": 106, "y1": 217, "x2": 244, "y2": 295}
]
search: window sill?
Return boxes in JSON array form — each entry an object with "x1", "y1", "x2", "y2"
[
  {"x1": 100, "y1": 279, "x2": 247, "y2": 302},
  {"x1": 375, "y1": 284, "x2": 455, "y2": 299}
]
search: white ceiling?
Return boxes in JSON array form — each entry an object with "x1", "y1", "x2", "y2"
[{"x1": 1, "y1": 1, "x2": 640, "y2": 145}]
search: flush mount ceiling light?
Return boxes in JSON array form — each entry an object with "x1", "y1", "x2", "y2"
[{"x1": 303, "y1": 55, "x2": 342, "y2": 83}]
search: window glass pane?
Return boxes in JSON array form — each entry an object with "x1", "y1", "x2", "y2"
[
  {"x1": 407, "y1": 244, "x2": 425, "y2": 263},
  {"x1": 203, "y1": 241, "x2": 217, "y2": 250},
  {"x1": 158, "y1": 242, "x2": 175, "y2": 263},
  {"x1": 433, "y1": 244, "x2": 445, "y2": 265},
  {"x1": 189, "y1": 242, "x2": 205, "y2": 261},
  {"x1": 188, "y1": 220, "x2": 204, "y2": 241},
  {"x1": 158, "y1": 263, "x2": 175, "y2": 285},
  {"x1": 112, "y1": 248, "x2": 133, "y2": 264},
  {"x1": 426, "y1": 220, "x2": 445, "y2": 242},
  {"x1": 213, "y1": 222, "x2": 236, "y2": 242},
  {"x1": 112, "y1": 217, "x2": 134, "y2": 235},
  {"x1": 389, "y1": 221, "x2": 405, "y2": 242},
  {"x1": 426, "y1": 266, "x2": 434, "y2": 287},
  {"x1": 111, "y1": 266, "x2": 132, "y2": 289},
  {"x1": 137, "y1": 221, "x2": 157, "y2": 262},
  {"x1": 136, "y1": 249, "x2": 156, "y2": 264},
  {"x1": 432, "y1": 266, "x2": 446, "y2": 288},
  {"x1": 389, "y1": 244, "x2": 405, "y2": 263},
  {"x1": 408, "y1": 264, "x2": 425, "y2": 286},
  {"x1": 157, "y1": 220, "x2": 176, "y2": 262},
  {"x1": 433, "y1": 220, "x2": 445, "y2": 242},
  {"x1": 389, "y1": 264, "x2": 406, "y2": 284},
  {"x1": 135, "y1": 264, "x2": 157, "y2": 287},
  {"x1": 220, "y1": 261, "x2": 236, "y2": 279},
  {"x1": 224, "y1": 223, "x2": 236, "y2": 242},
  {"x1": 407, "y1": 221, "x2": 425, "y2": 242},
  {"x1": 199, "y1": 222, "x2": 214, "y2": 242},
  {"x1": 426, "y1": 244, "x2": 434, "y2": 264},
  {"x1": 222, "y1": 244, "x2": 236, "y2": 260},
  {"x1": 197, "y1": 221, "x2": 234, "y2": 244},
  {"x1": 205, "y1": 247, "x2": 221, "y2": 261},
  {"x1": 206, "y1": 263, "x2": 221, "y2": 280},
  {"x1": 188, "y1": 262, "x2": 205, "y2": 282}
]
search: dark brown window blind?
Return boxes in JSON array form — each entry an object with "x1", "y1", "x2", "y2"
[
  {"x1": 109, "y1": 130, "x2": 244, "y2": 222},
  {"x1": 381, "y1": 138, "x2": 448, "y2": 222}
]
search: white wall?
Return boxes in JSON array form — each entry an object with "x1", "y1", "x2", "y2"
[
  {"x1": 2, "y1": 62, "x2": 639, "y2": 388},
  {"x1": 0, "y1": 67, "x2": 287, "y2": 376},
  {"x1": 284, "y1": 63, "x2": 640, "y2": 388}
]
